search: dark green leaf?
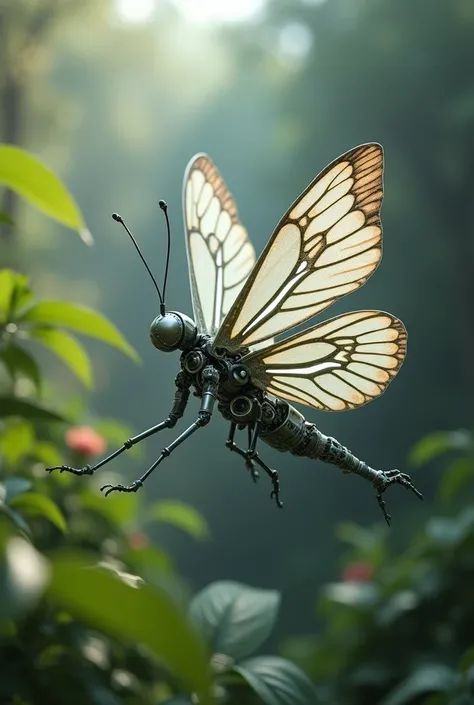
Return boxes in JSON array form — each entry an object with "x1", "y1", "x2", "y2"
[
  {"x1": 0, "y1": 211, "x2": 14, "y2": 226},
  {"x1": 459, "y1": 645, "x2": 474, "y2": 673},
  {"x1": 30, "y1": 327, "x2": 93, "y2": 388},
  {"x1": 439, "y1": 458, "x2": 474, "y2": 503},
  {"x1": 147, "y1": 500, "x2": 211, "y2": 541},
  {"x1": 234, "y1": 656, "x2": 317, "y2": 705},
  {"x1": 0, "y1": 535, "x2": 49, "y2": 621},
  {"x1": 0, "y1": 396, "x2": 67, "y2": 422},
  {"x1": 48, "y1": 553, "x2": 213, "y2": 703},
  {"x1": 379, "y1": 665, "x2": 459, "y2": 705},
  {"x1": 409, "y1": 430, "x2": 472, "y2": 467},
  {"x1": 0, "y1": 344, "x2": 41, "y2": 391},
  {"x1": 10, "y1": 493, "x2": 67, "y2": 533},
  {"x1": 190, "y1": 581, "x2": 280, "y2": 661},
  {"x1": 20, "y1": 301, "x2": 139, "y2": 362},
  {"x1": 426, "y1": 508, "x2": 474, "y2": 547},
  {"x1": 0, "y1": 144, "x2": 91, "y2": 243}
]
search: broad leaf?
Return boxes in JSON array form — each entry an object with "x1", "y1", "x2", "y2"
[
  {"x1": 3, "y1": 477, "x2": 32, "y2": 502},
  {"x1": 379, "y1": 664, "x2": 459, "y2": 705},
  {"x1": 234, "y1": 656, "x2": 317, "y2": 705},
  {"x1": 0, "y1": 144, "x2": 91, "y2": 243},
  {"x1": 409, "y1": 430, "x2": 472, "y2": 466},
  {"x1": 0, "y1": 344, "x2": 41, "y2": 391},
  {"x1": 20, "y1": 301, "x2": 139, "y2": 362},
  {"x1": 0, "y1": 396, "x2": 67, "y2": 422},
  {"x1": 439, "y1": 458, "x2": 474, "y2": 503},
  {"x1": 147, "y1": 500, "x2": 211, "y2": 541},
  {"x1": 0, "y1": 419, "x2": 35, "y2": 465},
  {"x1": 10, "y1": 493, "x2": 67, "y2": 533},
  {"x1": 190, "y1": 581, "x2": 280, "y2": 661},
  {"x1": 30, "y1": 327, "x2": 93, "y2": 388},
  {"x1": 48, "y1": 553, "x2": 213, "y2": 703}
]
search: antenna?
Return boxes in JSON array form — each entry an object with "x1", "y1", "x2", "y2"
[
  {"x1": 111, "y1": 213, "x2": 164, "y2": 307},
  {"x1": 159, "y1": 200, "x2": 171, "y2": 317}
]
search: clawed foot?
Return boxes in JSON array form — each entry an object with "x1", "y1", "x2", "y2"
[
  {"x1": 270, "y1": 472, "x2": 283, "y2": 509},
  {"x1": 100, "y1": 480, "x2": 143, "y2": 497},
  {"x1": 375, "y1": 469, "x2": 423, "y2": 525},
  {"x1": 46, "y1": 464, "x2": 93, "y2": 476},
  {"x1": 245, "y1": 459, "x2": 260, "y2": 484}
]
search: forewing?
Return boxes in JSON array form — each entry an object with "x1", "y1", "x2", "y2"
[
  {"x1": 213, "y1": 144, "x2": 384, "y2": 352},
  {"x1": 183, "y1": 154, "x2": 256, "y2": 335},
  {"x1": 243, "y1": 310, "x2": 406, "y2": 411}
]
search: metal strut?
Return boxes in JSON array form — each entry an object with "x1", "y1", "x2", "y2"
[
  {"x1": 46, "y1": 371, "x2": 192, "y2": 478},
  {"x1": 226, "y1": 422, "x2": 283, "y2": 508},
  {"x1": 100, "y1": 366, "x2": 219, "y2": 496}
]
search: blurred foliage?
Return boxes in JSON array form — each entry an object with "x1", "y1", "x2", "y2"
[
  {"x1": 283, "y1": 426, "x2": 474, "y2": 705},
  {"x1": 0, "y1": 147, "x2": 314, "y2": 704}
]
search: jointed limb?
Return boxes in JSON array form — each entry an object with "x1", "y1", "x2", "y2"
[
  {"x1": 100, "y1": 366, "x2": 219, "y2": 496},
  {"x1": 46, "y1": 371, "x2": 192, "y2": 478},
  {"x1": 226, "y1": 422, "x2": 283, "y2": 508}
]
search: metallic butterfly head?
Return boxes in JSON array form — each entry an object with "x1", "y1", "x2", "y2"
[{"x1": 149, "y1": 311, "x2": 198, "y2": 352}]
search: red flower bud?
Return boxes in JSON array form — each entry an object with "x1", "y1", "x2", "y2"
[{"x1": 342, "y1": 561, "x2": 374, "y2": 582}]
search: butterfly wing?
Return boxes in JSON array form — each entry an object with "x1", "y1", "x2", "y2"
[
  {"x1": 183, "y1": 154, "x2": 257, "y2": 335},
  {"x1": 213, "y1": 144, "x2": 384, "y2": 352},
  {"x1": 242, "y1": 310, "x2": 406, "y2": 411}
]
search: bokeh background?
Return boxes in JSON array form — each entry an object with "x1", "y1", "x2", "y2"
[{"x1": 2, "y1": 0, "x2": 474, "y2": 670}]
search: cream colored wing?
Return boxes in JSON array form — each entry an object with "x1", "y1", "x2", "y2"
[
  {"x1": 213, "y1": 144, "x2": 384, "y2": 352},
  {"x1": 242, "y1": 310, "x2": 406, "y2": 411},
  {"x1": 183, "y1": 154, "x2": 256, "y2": 335}
]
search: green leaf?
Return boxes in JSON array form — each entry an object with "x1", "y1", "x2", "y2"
[
  {"x1": 30, "y1": 327, "x2": 93, "y2": 388},
  {"x1": 439, "y1": 458, "x2": 474, "y2": 503},
  {"x1": 379, "y1": 664, "x2": 459, "y2": 705},
  {"x1": 190, "y1": 581, "x2": 281, "y2": 661},
  {"x1": 234, "y1": 656, "x2": 317, "y2": 705},
  {"x1": 0, "y1": 396, "x2": 67, "y2": 422},
  {"x1": 0, "y1": 344, "x2": 41, "y2": 391},
  {"x1": 147, "y1": 500, "x2": 211, "y2": 541},
  {"x1": 20, "y1": 301, "x2": 139, "y2": 362},
  {"x1": 48, "y1": 553, "x2": 213, "y2": 703},
  {"x1": 0, "y1": 535, "x2": 49, "y2": 621},
  {"x1": 0, "y1": 419, "x2": 35, "y2": 465},
  {"x1": 10, "y1": 493, "x2": 67, "y2": 533},
  {"x1": 0, "y1": 144, "x2": 91, "y2": 244},
  {"x1": 0, "y1": 211, "x2": 14, "y2": 226},
  {"x1": 3, "y1": 477, "x2": 32, "y2": 502},
  {"x1": 409, "y1": 430, "x2": 473, "y2": 467},
  {"x1": 32, "y1": 441, "x2": 62, "y2": 467},
  {"x1": 0, "y1": 269, "x2": 16, "y2": 320},
  {"x1": 0, "y1": 504, "x2": 32, "y2": 536},
  {"x1": 81, "y1": 489, "x2": 139, "y2": 527}
]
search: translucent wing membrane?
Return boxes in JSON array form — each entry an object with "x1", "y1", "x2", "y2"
[
  {"x1": 243, "y1": 311, "x2": 406, "y2": 411},
  {"x1": 183, "y1": 154, "x2": 256, "y2": 335},
  {"x1": 213, "y1": 144, "x2": 384, "y2": 353}
]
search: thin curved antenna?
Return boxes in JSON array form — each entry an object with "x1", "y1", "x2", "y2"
[
  {"x1": 159, "y1": 200, "x2": 171, "y2": 314},
  {"x1": 112, "y1": 213, "x2": 164, "y2": 306}
]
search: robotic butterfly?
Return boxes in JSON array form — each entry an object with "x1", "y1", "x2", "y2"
[{"x1": 47, "y1": 144, "x2": 422, "y2": 524}]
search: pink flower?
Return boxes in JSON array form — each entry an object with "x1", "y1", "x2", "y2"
[
  {"x1": 128, "y1": 532, "x2": 149, "y2": 550},
  {"x1": 342, "y1": 561, "x2": 374, "y2": 582},
  {"x1": 65, "y1": 426, "x2": 107, "y2": 457}
]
